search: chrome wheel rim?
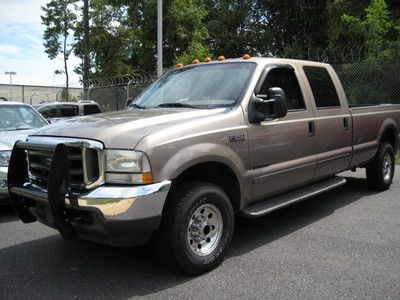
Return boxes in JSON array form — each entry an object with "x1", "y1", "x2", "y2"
[
  {"x1": 187, "y1": 203, "x2": 223, "y2": 256},
  {"x1": 383, "y1": 153, "x2": 392, "y2": 182}
]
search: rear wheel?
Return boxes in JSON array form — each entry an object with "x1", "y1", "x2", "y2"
[
  {"x1": 155, "y1": 182, "x2": 234, "y2": 275},
  {"x1": 366, "y1": 142, "x2": 395, "y2": 190}
]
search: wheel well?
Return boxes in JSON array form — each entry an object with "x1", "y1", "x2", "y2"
[
  {"x1": 173, "y1": 162, "x2": 241, "y2": 212},
  {"x1": 381, "y1": 126, "x2": 397, "y2": 151}
]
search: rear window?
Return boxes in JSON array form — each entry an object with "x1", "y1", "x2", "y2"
[
  {"x1": 303, "y1": 66, "x2": 340, "y2": 108},
  {"x1": 83, "y1": 104, "x2": 101, "y2": 115}
]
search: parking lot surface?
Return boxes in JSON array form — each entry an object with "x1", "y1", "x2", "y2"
[{"x1": 1, "y1": 168, "x2": 399, "y2": 299}]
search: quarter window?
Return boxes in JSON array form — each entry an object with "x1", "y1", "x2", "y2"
[{"x1": 303, "y1": 66, "x2": 340, "y2": 108}]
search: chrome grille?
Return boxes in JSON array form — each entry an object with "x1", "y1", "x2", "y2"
[{"x1": 26, "y1": 137, "x2": 104, "y2": 191}]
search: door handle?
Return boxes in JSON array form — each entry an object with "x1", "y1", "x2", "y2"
[
  {"x1": 308, "y1": 121, "x2": 316, "y2": 137},
  {"x1": 343, "y1": 117, "x2": 349, "y2": 131}
]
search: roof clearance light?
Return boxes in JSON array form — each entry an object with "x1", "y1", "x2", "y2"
[
  {"x1": 217, "y1": 56, "x2": 225, "y2": 61},
  {"x1": 176, "y1": 63, "x2": 183, "y2": 68},
  {"x1": 204, "y1": 57, "x2": 212, "y2": 62},
  {"x1": 192, "y1": 59, "x2": 200, "y2": 64},
  {"x1": 243, "y1": 54, "x2": 251, "y2": 59}
]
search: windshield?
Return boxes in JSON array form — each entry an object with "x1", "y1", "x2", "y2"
[
  {"x1": 132, "y1": 62, "x2": 255, "y2": 109},
  {"x1": 0, "y1": 105, "x2": 48, "y2": 131}
]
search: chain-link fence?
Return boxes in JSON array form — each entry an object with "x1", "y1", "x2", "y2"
[
  {"x1": 2, "y1": 48, "x2": 398, "y2": 111},
  {"x1": 290, "y1": 47, "x2": 400, "y2": 106},
  {"x1": 83, "y1": 73, "x2": 154, "y2": 112}
]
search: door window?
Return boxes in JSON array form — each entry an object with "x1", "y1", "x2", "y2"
[
  {"x1": 39, "y1": 106, "x2": 57, "y2": 119},
  {"x1": 303, "y1": 66, "x2": 340, "y2": 108},
  {"x1": 259, "y1": 67, "x2": 305, "y2": 110},
  {"x1": 83, "y1": 104, "x2": 101, "y2": 115},
  {"x1": 59, "y1": 105, "x2": 79, "y2": 117}
]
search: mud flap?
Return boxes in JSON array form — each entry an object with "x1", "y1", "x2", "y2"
[
  {"x1": 8, "y1": 143, "x2": 37, "y2": 223},
  {"x1": 47, "y1": 143, "x2": 78, "y2": 240}
]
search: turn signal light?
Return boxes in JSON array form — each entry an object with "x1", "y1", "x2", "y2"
[
  {"x1": 217, "y1": 56, "x2": 225, "y2": 61},
  {"x1": 192, "y1": 59, "x2": 200, "y2": 64}
]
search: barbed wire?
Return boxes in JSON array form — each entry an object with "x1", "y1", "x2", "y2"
[
  {"x1": 286, "y1": 46, "x2": 399, "y2": 63},
  {"x1": 82, "y1": 72, "x2": 154, "y2": 89}
]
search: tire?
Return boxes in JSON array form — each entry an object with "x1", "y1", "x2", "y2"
[
  {"x1": 366, "y1": 142, "x2": 395, "y2": 191},
  {"x1": 155, "y1": 181, "x2": 234, "y2": 275}
]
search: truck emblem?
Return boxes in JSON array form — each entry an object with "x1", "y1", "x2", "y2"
[{"x1": 229, "y1": 134, "x2": 246, "y2": 143}]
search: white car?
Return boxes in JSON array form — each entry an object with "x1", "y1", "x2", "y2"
[{"x1": 0, "y1": 101, "x2": 48, "y2": 204}]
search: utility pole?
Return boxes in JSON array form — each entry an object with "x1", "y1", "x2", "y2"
[
  {"x1": 83, "y1": 0, "x2": 90, "y2": 99},
  {"x1": 5, "y1": 71, "x2": 17, "y2": 100},
  {"x1": 157, "y1": 0, "x2": 163, "y2": 78}
]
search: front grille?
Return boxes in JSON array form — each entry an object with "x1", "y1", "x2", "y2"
[{"x1": 25, "y1": 137, "x2": 104, "y2": 191}]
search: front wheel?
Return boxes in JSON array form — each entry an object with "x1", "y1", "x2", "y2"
[
  {"x1": 155, "y1": 182, "x2": 234, "y2": 275},
  {"x1": 366, "y1": 142, "x2": 395, "y2": 190}
]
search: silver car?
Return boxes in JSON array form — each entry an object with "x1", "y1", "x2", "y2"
[{"x1": 0, "y1": 101, "x2": 48, "y2": 204}]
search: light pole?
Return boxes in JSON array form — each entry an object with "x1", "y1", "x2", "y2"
[
  {"x1": 157, "y1": 0, "x2": 163, "y2": 78},
  {"x1": 5, "y1": 71, "x2": 17, "y2": 100}
]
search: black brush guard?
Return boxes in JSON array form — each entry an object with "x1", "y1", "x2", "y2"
[{"x1": 8, "y1": 141, "x2": 77, "y2": 240}]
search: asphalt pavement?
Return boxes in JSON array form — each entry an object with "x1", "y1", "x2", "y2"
[{"x1": 1, "y1": 168, "x2": 399, "y2": 299}]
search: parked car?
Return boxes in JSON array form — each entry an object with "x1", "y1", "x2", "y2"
[
  {"x1": 0, "y1": 101, "x2": 48, "y2": 204},
  {"x1": 33, "y1": 100, "x2": 101, "y2": 123},
  {"x1": 8, "y1": 57, "x2": 400, "y2": 274}
]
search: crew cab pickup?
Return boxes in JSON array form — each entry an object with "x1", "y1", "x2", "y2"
[{"x1": 8, "y1": 57, "x2": 400, "y2": 275}]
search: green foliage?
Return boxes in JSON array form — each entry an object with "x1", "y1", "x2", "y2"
[
  {"x1": 41, "y1": 0, "x2": 77, "y2": 97},
  {"x1": 342, "y1": 0, "x2": 400, "y2": 59},
  {"x1": 42, "y1": 0, "x2": 400, "y2": 79}
]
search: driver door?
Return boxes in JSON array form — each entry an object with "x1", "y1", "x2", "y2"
[{"x1": 248, "y1": 64, "x2": 317, "y2": 202}]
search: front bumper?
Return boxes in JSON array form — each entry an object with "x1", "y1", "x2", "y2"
[
  {"x1": 8, "y1": 140, "x2": 171, "y2": 246},
  {"x1": 0, "y1": 167, "x2": 9, "y2": 204}
]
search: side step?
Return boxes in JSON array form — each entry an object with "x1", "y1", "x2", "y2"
[{"x1": 242, "y1": 176, "x2": 346, "y2": 218}]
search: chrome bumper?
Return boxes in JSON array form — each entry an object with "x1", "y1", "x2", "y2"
[{"x1": 68, "y1": 181, "x2": 171, "y2": 221}]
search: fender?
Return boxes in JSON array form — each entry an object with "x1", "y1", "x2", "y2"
[
  {"x1": 158, "y1": 143, "x2": 251, "y2": 208},
  {"x1": 377, "y1": 118, "x2": 398, "y2": 150}
]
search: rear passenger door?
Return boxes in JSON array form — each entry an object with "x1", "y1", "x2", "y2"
[{"x1": 302, "y1": 66, "x2": 352, "y2": 178}]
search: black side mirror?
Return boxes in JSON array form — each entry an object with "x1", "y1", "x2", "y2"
[{"x1": 249, "y1": 87, "x2": 288, "y2": 123}]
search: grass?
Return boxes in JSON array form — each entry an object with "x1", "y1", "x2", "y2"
[{"x1": 396, "y1": 153, "x2": 400, "y2": 164}]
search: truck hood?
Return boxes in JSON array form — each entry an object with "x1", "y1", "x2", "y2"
[
  {"x1": 0, "y1": 129, "x2": 35, "y2": 151},
  {"x1": 31, "y1": 108, "x2": 227, "y2": 149}
]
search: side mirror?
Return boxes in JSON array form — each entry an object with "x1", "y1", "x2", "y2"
[{"x1": 248, "y1": 87, "x2": 288, "y2": 123}]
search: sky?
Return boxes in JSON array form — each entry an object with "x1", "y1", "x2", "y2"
[{"x1": 0, "y1": 0, "x2": 81, "y2": 87}]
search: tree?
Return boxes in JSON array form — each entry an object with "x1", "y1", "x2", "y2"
[
  {"x1": 342, "y1": 0, "x2": 400, "y2": 59},
  {"x1": 41, "y1": 0, "x2": 77, "y2": 100}
]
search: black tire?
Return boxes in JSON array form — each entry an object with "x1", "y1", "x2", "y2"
[
  {"x1": 366, "y1": 142, "x2": 395, "y2": 190},
  {"x1": 155, "y1": 181, "x2": 234, "y2": 275}
]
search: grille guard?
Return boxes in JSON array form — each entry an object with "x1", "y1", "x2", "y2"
[{"x1": 8, "y1": 141, "x2": 78, "y2": 239}]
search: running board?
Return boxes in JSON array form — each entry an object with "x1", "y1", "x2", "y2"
[{"x1": 242, "y1": 177, "x2": 346, "y2": 218}]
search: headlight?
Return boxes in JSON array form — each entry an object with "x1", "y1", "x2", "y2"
[
  {"x1": 0, "y1": 151, "x2": 11, "y2": 167},
  {"x1": 105, "y1": 150, "x2": 153, "y2": 184}
]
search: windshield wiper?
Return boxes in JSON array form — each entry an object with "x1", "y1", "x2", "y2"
[{"x1": 157, "y1": 103, "x2": 199, "y2": 109}]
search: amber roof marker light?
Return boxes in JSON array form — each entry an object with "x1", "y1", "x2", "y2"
[
  {"x1": 192, "y1": 59, "x2": 200, "y2": 64},
  {"x1": 217, "y1": 56, "x2": 225, "y2": 61},
  {"x1": 204, "y1": 57, "x2": 212, "y2": 63},
  {"x1": 243, "y1": 54, "x2": 251, "y2": 59},
  {"x1": 176, "y1": 63, "x2": 183, "y2": 68}
]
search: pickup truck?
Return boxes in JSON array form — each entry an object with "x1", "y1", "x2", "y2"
[{"x1": 8, "y1": 57, "x2": 400, "y2": 275}]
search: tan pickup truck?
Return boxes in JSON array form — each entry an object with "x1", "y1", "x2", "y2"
[{"x1": 8, "y1": 57, "x2": 400, "y2": 274}]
